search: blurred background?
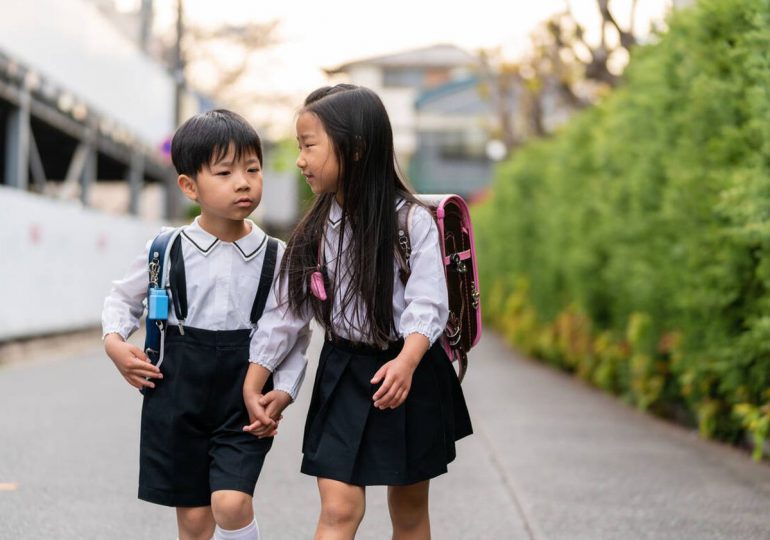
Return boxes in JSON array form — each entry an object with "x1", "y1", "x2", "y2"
[{"x1": 3, "y1": 0, "x2": 770, "y2": 472}]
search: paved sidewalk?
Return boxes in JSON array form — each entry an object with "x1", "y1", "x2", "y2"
[
  {"x1": 1, "y1": 329, "x2": 769, "y2": 539},
  {"x1": 461, "y1": 332, "x2": 770, "y2": 540}
]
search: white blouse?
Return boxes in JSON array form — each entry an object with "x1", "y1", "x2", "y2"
[
  {"x1": 101, "y1": 217, "x2": 310, "y2": 400},
  {"x1": 250, "y1": 198, "x2": 448, "y2": 372}
]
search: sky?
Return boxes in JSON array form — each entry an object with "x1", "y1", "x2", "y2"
[{"x1": 118, "y1": 0, "x2": 673, "y2": 135}]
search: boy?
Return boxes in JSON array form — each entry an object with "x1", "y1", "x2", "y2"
[{"x1": 102, "y1": 109, "x2": 309, "y2": 540}]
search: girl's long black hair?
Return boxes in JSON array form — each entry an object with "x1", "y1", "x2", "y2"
[{"x1": 281, "y1": 84, "x2": 420, "y2": 347}]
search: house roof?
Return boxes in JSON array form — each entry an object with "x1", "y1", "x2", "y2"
[
  {"x1": 325, "y1": 44, "x2": 478, "y2": 74},
  {"x1": 415, "y1": 76, "x2": 480, "y2": 108},
  {"x1": 415, "y1": 75, "x2": 522, "y2": 116}
]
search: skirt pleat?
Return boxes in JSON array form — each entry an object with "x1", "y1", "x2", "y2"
[{"x1": 301, "y1": 338, "x2": 472, "y2": 486}]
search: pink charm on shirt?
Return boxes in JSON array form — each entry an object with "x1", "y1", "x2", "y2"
[
  {"x1": 310, "y1": 270, "x2": 327, "y2": 301},
  {"x1": 311, "y1": 231, "x2": 327, "y2": 301}
]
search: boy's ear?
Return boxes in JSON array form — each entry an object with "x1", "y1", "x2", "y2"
[{"x1": 177, "y1": 174, "x2": 197, "y2": 201}]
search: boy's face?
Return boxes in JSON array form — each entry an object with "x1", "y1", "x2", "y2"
[
  {"x1": 295, "y1": 112, "x2": 340, "y2": 199},
  {"x1": 178, "y1": 145, "x2": 262, "y2": 222}
]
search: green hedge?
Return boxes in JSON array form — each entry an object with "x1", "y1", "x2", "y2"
[{"x1": 474, "y1": 0, "x2": 770, "y2": 458}]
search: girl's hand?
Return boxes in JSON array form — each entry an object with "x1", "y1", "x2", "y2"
[
  {"x1": 371, "y1": 356, "x2": 418, "y2": 410},
  {"x1": 259, "y1": 390, "x2": 293, "y2": 424},
  {"x1": 243, "y1": 392, "x2": 277, "y2": 437}
]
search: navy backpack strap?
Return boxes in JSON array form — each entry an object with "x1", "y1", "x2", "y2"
[
  {"x1": 168, "y1": 235, "x2": 188, "y2": 323},
  {"x1": 144, "y1": 228, "x2": 181, "y2": 355},
  {"x1": 250, "y1": 237, "x2": 279, "y2": 325}
]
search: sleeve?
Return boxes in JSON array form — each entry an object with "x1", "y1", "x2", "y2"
[
  {"x1": 101, "y1": 237, "x2": 153, "y2": 340},
  {"x1": 398, "y1": 205, "x2": 449, "y2": 344},
  {"x1": 249, "y1": 242, "x2": 313, "y2": 377},
  {"x1": 271, "y1": 323, "x2": 311, "y2": 401}
]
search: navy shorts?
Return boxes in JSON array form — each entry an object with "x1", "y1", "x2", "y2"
[{"x1": 138, "y1": 326, "x2": 273, "y2": 507}]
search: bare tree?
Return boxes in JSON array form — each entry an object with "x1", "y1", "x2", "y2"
[
  {"x1": 570, "y1": 0, "x2": 639, "y2": 87},
  {"x1": 183, "y1": 21, "x2": 280, "y2": 102},
  {"x1": 151, "y1": 13, "x2": 292, "y2": 130},
  {"x1": 482, "y1": 0, "x2": 643, "y2": 154}
]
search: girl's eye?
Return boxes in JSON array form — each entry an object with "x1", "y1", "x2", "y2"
[
  {"x1": 248, "y1": 168, "x2": 260, "y2": 173},
  {"x1": 216, "y1": 171, "x2": 231, "y2": 176}
]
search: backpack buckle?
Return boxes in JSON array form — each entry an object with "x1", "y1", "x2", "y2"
[
  {"x1": 445, "y1": 313, "x2": 461, "y2": 346},
  {"x1": 450, "y1": 253, "x2": 467, "y2": 273}
]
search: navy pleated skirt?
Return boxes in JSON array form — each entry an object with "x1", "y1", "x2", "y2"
[{"x1": 301, "y1": 337, "x2": 473, "y2": 486}]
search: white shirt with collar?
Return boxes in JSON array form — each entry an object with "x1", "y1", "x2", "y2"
[
  {"x1": 250, "y1": 197, "x2": 448, "y2": 372},
  {"x1": 101, "y1": 216, "x2": 309, "y2": 400}
]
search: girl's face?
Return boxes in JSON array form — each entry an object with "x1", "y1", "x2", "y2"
[{"x1": 296, "y1": 111, "x2": 341, "y2": 201}]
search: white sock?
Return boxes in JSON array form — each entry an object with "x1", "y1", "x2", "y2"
[{"x1": 214, "y1": 518, "x2": 259, "y2": 540}]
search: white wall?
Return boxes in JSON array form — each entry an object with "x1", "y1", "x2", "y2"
[
  {"x1": 0, "y1": 187, "x2": 163, "y2": 340},
  {"x1": 0, "y1": 0, "x2": 175, "y2": 146},
  {"x1": 345, "y1": 66, "x2": 417, "y2": 164},
  {"x1": 252, "y1": 171, "x2": 299, "y2": 229}
]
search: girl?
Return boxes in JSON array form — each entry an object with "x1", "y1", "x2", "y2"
[{"x1": 244, "y1": 84, "x2": 472, "y2": 539}]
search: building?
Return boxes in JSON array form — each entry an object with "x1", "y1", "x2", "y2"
[
  {"x1": 326, "y1": 44, "x2": 498, "y2": 198},
  {"x1": 410, "y1": 76, "x2": 501, "y2": 196}
]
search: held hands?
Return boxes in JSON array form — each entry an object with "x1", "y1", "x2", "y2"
[
  {"x1": 243, "y1": 389, "x2": 292, "y2": 438},
  {"x1": 243, "y1": 391, "x2": 277, "y2": 438},
  {"x1": 104, "y1": 333, "x2": 163, "y2": 390},
  {"x1": 371, "y1": 355, "x2": 418, "y2": 410},
  {"x1": 259, "y1": 390, "x2": 293, "y2": 425}
]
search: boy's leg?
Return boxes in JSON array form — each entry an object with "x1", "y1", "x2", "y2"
[
  {"x1": 211, "y1": 490, "x2": 256, "y2": 532},
  {"x1": 177, "y1": 506, "x2": 215, "y2": 540},
  {"x1": 387, "y1": 480, "x2": 431, "y2": 540},
  {"x1": 314, "y1": 478, "x2": 366, "y2": 540}
]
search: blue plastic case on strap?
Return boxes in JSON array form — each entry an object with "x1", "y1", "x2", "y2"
[{"x1": 144, "y1": 228, "x2": 182, "y2": 358}]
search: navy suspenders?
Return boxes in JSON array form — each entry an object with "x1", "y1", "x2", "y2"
[
  {"x1": 144, "y1": 230, "x2": 280, "y2": 364},
  {"x1": 250, "y1": 237, "x2": 278, "y2": 325}
]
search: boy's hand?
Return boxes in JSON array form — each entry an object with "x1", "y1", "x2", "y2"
[
  {"x1": 104, "y1": 333, "x2": 162, "y2": 390},
  {"x1": 259, "y1": 390, "x2": 293, "y2": 424},
  {"x1": 243, "y1": 391, "x2": 277, "y2": 438},
  {"x1": 371, "y1": 356, "x2": 417, "y2": 410}
]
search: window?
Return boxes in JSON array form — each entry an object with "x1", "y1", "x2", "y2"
[{"x1": 383, "y1": 68, "x2": 424, "y2": 88}]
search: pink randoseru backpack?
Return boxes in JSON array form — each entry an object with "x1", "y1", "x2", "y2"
[{"x1": 398, "y1": 194, "x2": 482, "y2": 382}]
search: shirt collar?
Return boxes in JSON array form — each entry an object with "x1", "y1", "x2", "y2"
[
  {"x1": 328, "y1": 199, "x2": 343, "y2": 229},
  {"x1": 182, "y1": 217, "x2": 267, "y2": 262},
  {"x1": 328, "y1": 197, "x2": 407, "y2": 229}
]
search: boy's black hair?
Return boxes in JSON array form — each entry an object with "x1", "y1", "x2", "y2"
[{"x1": 170, "y1": 109, "x2": 262, "y2": 178}]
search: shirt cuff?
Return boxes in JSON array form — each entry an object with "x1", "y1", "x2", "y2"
[
  {"x1": 271, "y1": 386, "x2": 297, "y2": 403},
  {"x1": 101, "y1": 324, "x2": 135, "y2": 341},
  {"x1": 400, "y1": 323, "x2": 440, "y2": 345},
  {"x1": 249, "y1": 356, "x2": 276, "y2": 373}
]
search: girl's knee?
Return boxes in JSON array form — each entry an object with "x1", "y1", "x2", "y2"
[
  {"x1": 176, "y1": 506, "x2": 215, "y2": 540},
  {"x1": 388, "y1": 482, "x2": 430, "y2": 530},
  {"x1": 319, "y1": 498, "x2": 365, "y2": 528},
  {"x1": 211, "y1": 490, "x2": 254, "y2": 530},
  {"x1": 317, "y1": 480, "x2": 366, "y2": 529}
]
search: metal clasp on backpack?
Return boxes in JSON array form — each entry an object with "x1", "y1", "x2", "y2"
[
  {"x1": 445, "y1": 312, "x2": 461, "y2": 346},
  {"x1": 450, "y1": 253, "x2": 467, "y2": 273},
  {"x1": 398, "y1": 230, "x2": 411, "y2": 259},
  {"x1": 149, "y1": 253, "x2": 160, "y2": 288},
  {"x1": 471, "y1": 281, "x2": 480, "y2": 310}
]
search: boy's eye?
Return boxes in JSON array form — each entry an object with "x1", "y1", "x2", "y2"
[
  {"x1": 216, "y1": 171, "x2": 231, "y2": 176},
  {"x1": 248, "y1": 168, "x2": 260, "y2": 173}
]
